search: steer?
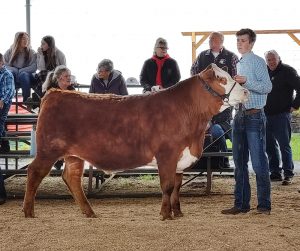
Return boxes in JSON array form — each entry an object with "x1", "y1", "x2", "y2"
[{"x1": 23, "y1": 63, "x2": 248, "y2": 220}]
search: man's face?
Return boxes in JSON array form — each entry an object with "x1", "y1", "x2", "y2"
[
  {"x1": 98, "y1": 68, "x2": 110, "y2": 80},
  {"x1": 236, "y1": 34, "x2": 253, "y2": 55},
  {"x1": 265, "y1": 53, "x2": 280, "y2": 71},
  {"x1": 209, "y1": 35, "x2": 223, "y2": 52}
]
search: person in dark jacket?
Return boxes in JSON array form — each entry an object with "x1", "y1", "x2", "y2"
[
  {"x1": 140, "y1": 37, "x2": 181, "y2": 93},
  {"x1": 89, "y1": 59, "x2": 128, "y2": 95},
  {"x1": 264, "y1": 50, "x2": 300, "y2": 185},
  {"x1": 190, "y1": 32, "x2": 239, "y2": 168}
]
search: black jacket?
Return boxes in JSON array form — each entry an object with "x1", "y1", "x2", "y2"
[
  {"x1": 190, "y1": 48, "x2": 238, "y2": 129},
  {"x1": 140, "y1": 57, "x2": 181, "y2": 92},
  {"x1": 89, "y1": 70, "x2": 128, "y2": 95},
  {"x1": 190, "y1": 47, "x2": 239, "y2": 77},
  {"x1": 264, "y1": 62, "x2": 300, "y2": 116}
]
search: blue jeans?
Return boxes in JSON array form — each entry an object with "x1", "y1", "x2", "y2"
[
  {"x1": 0, "y1": 102, "x2": 11, "y2": 138},
  {"x1": 0, "y1": 168, "x2": 6, "y2": 198},
  {"x1": 15, "y1": 72, "x2": 35, "y2": 101},
  {"x1": 211, "y1": 124, "x2": 230, "y2": 152},
  {"x1": 232, "y1": 109, "x2": 271, "y2": 211},
  {"x1": 266, "y1": 112, "x2": 294, "y2": 178},
  {"x1": 0, "y1": 102, "x2": 10, "y2": 199}
]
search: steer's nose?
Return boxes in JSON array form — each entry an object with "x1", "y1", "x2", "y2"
[{"x1": 244, "y1": 89, "x2": 250, "y2": 96}]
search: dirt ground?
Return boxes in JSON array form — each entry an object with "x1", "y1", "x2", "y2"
[{"x1": 1, "y1": 173, "x2": 300, "y2": 251}]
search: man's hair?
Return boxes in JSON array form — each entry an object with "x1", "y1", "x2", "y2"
[
  {"x1": 209, "y1": 32, "x2": 224, "y2": 42},
  {"x1": 97, "y1": 59, "x2": 114, "y2": 72},
  {"x1": 264, "y1": 49, "x2": 280, "y2": 60},
  {"x1": 236, "y1": 28, "x2": 256, "y2": 43}
]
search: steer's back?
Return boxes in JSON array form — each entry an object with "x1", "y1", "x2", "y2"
[{"x1": 37, "y1": 89, "x2": 192, "y2": 171}]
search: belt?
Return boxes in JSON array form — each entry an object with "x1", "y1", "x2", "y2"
[{"x1": 244, "y1": 108, "x2": 261, "y2": 115}]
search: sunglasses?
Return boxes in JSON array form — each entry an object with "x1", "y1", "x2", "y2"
[{"x1": 157, "y1": 47, "x2": 168, "y2": 50}]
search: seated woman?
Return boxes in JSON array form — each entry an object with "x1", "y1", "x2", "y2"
[
  {"x1": 42, "y1": 65, "x2": 74, "y2": 93},
  {"x1": 4, "y1": 32, "x2": 37, "y2": 102},
  {"x1": 35, "y1": 35, "x2": 66, "y2": 98},
  {"x1": 42, "y1": 65, "x2": 74, "y2": 170},
  {"x1": 89, "y1": 59, "x2": 128, "y2": 95}
]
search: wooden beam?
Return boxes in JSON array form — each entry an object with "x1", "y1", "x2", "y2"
[
  {"x1": 182, "y1": 29, "x2": 300, "y2": 62},
  {"x1": 287, "y1": 33, "x2": 300, "y2": 46},
  {"x1": 182, "y1": 29, "x2": 300, "y2": 36}
]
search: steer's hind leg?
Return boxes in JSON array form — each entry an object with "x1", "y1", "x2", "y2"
[
  {"x1": 62, "y1": 156, "x2": 96, "y2": 218},
  {"x1": 23, "y1": 157, "x2": 55, "y2": 218},
  {"x1": 171, "y1": 173, "x2": 184, "y2": 217}
]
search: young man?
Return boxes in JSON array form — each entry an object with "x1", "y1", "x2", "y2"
[
  {"x1": 0, "y1": 53, "x2": 15, "y2": 204},
  {"x1": 222, "y1": 29, "x2": 273, "y2": 215},
  {"x1": 264, "y1": 50, "x2": 300, "y2": 185}
]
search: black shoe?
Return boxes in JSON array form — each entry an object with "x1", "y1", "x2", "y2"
[
  {"x1": 23, "y1": 97, "x2": 34, "y2": 110},
  {"x1": 221, "y1": 207, "x2": 250, "y2": 215},
  {"x1": 0, "y1": 140, "x2": 10, "y2": 153},
  {"x1": 223, "y1": 158, "x2": 231, "y2": 168},
  {"x1": 54, "y1": 160, "x2": 64, "y2": 170},
  {"x1": 32, "y1": 92, "x2": 41, "y2": 109},
  {"x1": 0, "y1": 197, "x2": 6, "y2": 205},
  {"x1": 282, "y1": 176, "x2": 292, "y2": 186},
  {"x1": 270, "y1": 173, "x2": 282, "y2": 181},
  {"x1": 255, "y1": 208, "x2": 271, "y2": 215}
]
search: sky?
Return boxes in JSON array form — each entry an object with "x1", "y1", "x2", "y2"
[{"x1": 1, "y1": 0, "x2": 300, "y2": 92}]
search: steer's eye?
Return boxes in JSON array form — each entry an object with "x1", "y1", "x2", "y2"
[{"x1": 219, "y1": 77, "x2": 227, "y2": 85}]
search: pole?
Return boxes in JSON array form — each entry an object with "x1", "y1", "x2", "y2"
[{"x1": 25, "y1": 0, "x2": 31, "y2": 38}]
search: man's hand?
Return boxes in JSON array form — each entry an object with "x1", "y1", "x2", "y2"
[
  {"x1": 234, "y1": 75, "x2": 247, "y2": 85},
  {"x1": 0, "y1": 100, "x2": 4, "y2": 109}
]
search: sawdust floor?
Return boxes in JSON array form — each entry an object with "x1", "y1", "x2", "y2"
[{"x1": 1, "y1": 174, "x2": 300, "y2": 251}]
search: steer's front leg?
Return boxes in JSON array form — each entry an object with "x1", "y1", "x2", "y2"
[
  {"x1": 157, "y1": 160, "x2": 177, "y2": 220},
  {"x1": 171, "y1": 173, "x2": 184, "y2": 217}
]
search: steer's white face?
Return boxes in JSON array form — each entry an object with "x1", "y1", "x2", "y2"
[{"x1": 211, "y1": 64, "x2": 249, "y2": 111}]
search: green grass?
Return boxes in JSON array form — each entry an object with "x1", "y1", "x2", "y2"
[
  {"x1": 9, "y1": 141, "x2": 30, "y2": 151},
  {"x1": 291, "y1": 133, "x2": 300, "y2": 161},
  {"x1": 139, "y1": 174, "x2": 156, "y2": 181},
  {"x1": 227, "y1": 133, "x2": 300, "y2": 161}
]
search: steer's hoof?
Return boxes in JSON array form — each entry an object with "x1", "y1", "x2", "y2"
[
  {"x1": 24, "y1": 212, "x2": 35, "y2": 218},
  {"x1": 23, "y1": 208, "x2": 35, "y2": 218},
  {"x1": 160, "y1": 213, "x2": 173, "y2": 221},
  {"x1": 86, "y1": 212, "x2": 97, "y2": 218},
  {"x1": 173, "y1": 211, "x2": 184, "y2": 218}
]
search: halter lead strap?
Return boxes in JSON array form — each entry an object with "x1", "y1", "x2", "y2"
[{"x1": 201, "y1": 79, "x2": 237, "y2": 104}]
